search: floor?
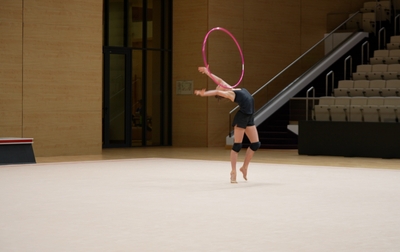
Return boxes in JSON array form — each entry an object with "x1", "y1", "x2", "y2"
[
  {"x1": 1, "y1": 148, "x2": 399, "y2": 252},
  {"x1": 36, "y1": 147, "x2": 400, "y2": 170}
]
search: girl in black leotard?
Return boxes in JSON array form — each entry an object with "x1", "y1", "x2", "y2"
[{"x1": 194, "y1": 67, "x2": 261, "y2": 183}]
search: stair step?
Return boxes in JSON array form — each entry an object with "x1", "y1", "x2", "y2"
[
  {"x1": 250, "y1": 102, "x2": 298, "y2": 150},
  {"x1": 243, "y1": 143, "x2": 298, "y2": 149},
  {"x1": 260, "y1": 139, "x2": 298, "y2": 145}
]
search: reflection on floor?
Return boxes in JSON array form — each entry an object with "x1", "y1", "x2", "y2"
[{"x1": 35, "y1": 147, "x2": 400, "y2": 170}]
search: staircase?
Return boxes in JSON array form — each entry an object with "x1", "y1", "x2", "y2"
[{"x1": 243, "y1": 102, "x2": 298, "y2": 149}]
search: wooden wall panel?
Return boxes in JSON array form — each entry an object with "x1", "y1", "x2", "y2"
[
  {"x1": 172, "y1": 0, "x2": 208, "y2": 147},
  {"x1": 23, "y1": 111, "x2": 100, "y2": 156},
  {"x1": 24, "y1": 0, "x2": 100, "y2": 27},
  {"x1": 207, "y1": 0, "x2": 244, "y2": 147},
  {"x1": 23, "y1": 0, "x2": 103, "y2": 156},
  {"x1": 0, "y1": 0, "x2": 23, "y2": 137},
  {"x1": 23, "y1": 23, "x2": 101, "y2": 112},
  {"x1": 244, "y1": 0, "x2": 302, "y2": 102}
]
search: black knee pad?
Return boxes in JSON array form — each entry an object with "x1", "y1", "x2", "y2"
[
  {"x1": 232, "y1": 143, "x2": 242, "y2": 152},
  {"x1": 250, "y1": 142, "x2": 261, "y2": 151}
]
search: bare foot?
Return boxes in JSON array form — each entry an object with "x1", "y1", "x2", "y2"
[
  {"x1": 239, "y1": 167, "x2": 247, "y2": 181},
  {"x1": 230, "y1": 172, "x2": 237, "y2": 183}
]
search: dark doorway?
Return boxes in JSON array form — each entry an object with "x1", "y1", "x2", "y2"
[
  {"x1": 103, "y1": 47, "x2": 132, "y2": 147},
  {"x1": 103, "y1": 0, "x2": 172, "y2": 147}
]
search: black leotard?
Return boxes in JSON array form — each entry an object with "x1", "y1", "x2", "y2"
[{"x1": 233, "y1": 88, "x2": 254, "y2": 114}]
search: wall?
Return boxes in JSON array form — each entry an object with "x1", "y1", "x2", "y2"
[
  {"x1": 0, "y1": 0, "x2": 103, "y2": 156},
  {"x1": 172, "y1": 1, "x2": 209, "y2": 146},
  {"x1": 172, "y1": 0, "x2": 366, "y2": 147},
  {"x1": 0, "y1": 1, "x2": 23, "y2": 137},
  {"x1": 0, "y1": 0, "x2": 367, "y2": 156}
]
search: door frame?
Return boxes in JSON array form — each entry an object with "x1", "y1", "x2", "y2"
[{"x1": 103, "y1": 46, "x2": 132, "y2": 148}]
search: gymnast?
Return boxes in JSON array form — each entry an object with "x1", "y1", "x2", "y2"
[{"x1": 194, "y1": 66, "x2": 261, "y2": 183}]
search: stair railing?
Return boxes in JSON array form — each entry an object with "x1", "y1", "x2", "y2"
[
  {"x1": 395, "y1": 14, "x2": 400, "y2": 35},
  {"x1": 378, "y1": 27, "x2": 386, "y2": 49},
  {"x1": 306, "y1": 87, "x2": 315, "y2": 121},
  {"x1": 325, "y1": 70, "x2": 335, "y2": 96},
  {"x1": 361, "y1": 41, "x2": 369, "y2": 64},
  {"x1": 344, "y1": 55, "x2": 352, "y2": 80}
]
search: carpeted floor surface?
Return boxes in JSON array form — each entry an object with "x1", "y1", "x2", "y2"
[{"x1": 1, "y1": 158, "x2": 400, "y2": 252}]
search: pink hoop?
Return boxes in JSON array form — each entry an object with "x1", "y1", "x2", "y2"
[{"x1": 202, "y1": 27, "x2": 244, "y2": 88}]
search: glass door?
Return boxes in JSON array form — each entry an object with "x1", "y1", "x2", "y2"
[
  {"x1": 103, "y1": 0, "x2": 172, "y2": 148},
  {"x1": 103, "y1": 47, "x2": 132, "y2": 148},
  {"x1": 129, "y1": 0, "x2": 172, "y2": 147}
]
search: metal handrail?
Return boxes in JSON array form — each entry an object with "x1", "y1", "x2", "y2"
[
  {"x1": 395, "y1": 14, "x2": 400, "y2": 35},
  {"x1": 325, "y1": 71, "x2": 334, "y2": 96},
  {"x1": 228, "y1": 113, "x2": 232, "y2": 137},
  {"x1": 378, "y1": 27, "x2": 386, "y2": 49},
  {"x1": 344, "y1": 55, "x2": 352, "y2": 80},
  {"x1": 306, "y1": 87, "x2": 315, "y2": 121},
  {"x1": 361, "y1": 41, "x2": 369, "y2": 64}
]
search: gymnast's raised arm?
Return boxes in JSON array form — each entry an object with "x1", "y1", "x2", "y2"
[
  {"x1": 193, "y1": 88, "x2": 234, "y2": 102},
  {"x1": 198, "y1": 67, "x2": 233, "y2": 89}
]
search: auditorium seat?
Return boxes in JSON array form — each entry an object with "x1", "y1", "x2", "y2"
[
  {"x1": 387, "y1": 43, "x2": 400, "y2": 50},
  {"x1": 334, "y1": 80, "x2": 353, "y2": 96},
  {"x1": 389, "y1": 49, "x2": 400, "y2": 57},
  {"x1": 330, "y1": 97, "x2": 351, "y2": 121},
  {"x1": 391, "y1": 36, "x2": 400, "y2": 43},
  {"x1": 380, "y1": 97, "x2": 400, "y2": 122},
  {"x1": 365, "y1": 80, "x2": 386, "y2": 96},
  {"x1": 369, "y1": 64, "x2": 387, "y2": 80},
  {"x1": 349, "y1": 97, "x2": 369, "y2": 122},
  {"x1": 313, "y1": 96, "x2": 400, "y2": 123},
  {"x1": 387, "y1": 36, "x2": 400, "y2": 49},
  {"x1": 352, "y1": 65, "x2": 372, "y2": 80},
  {"x1": 363, "y1": 97, "x2": 385, "y2": 122},
  {"x1": 378, "y1": 1, "x2": 391, "y2": 22},
  {"x1": 382, "y1": 64, "x2": 400, "y2": 80},
  {"x1": 352, "y1": 64, "x2": 391, "y2": 80},
  {"x1": 349, "y1": 80, "x2": 369, "y2": 96},
  {"x1": 346, "y1": 13, "x2": 362, "y2": 30},
  {"x1": 381, "y1": 79, "x2": 400, "y2": 96},
  {"x1": 362, "y1": 12, "x2": 376, "y2": 34},
  {"x1": 314, "y1": 96, "x2": 335, "y2": 121},
  {"x1": 370, "y1": 50, "x2": 400, "y2": 65},
  {"x1": 384, "y1": 49, "x2": 400, "y2": 64},
  {"x1": 360, "y1": 1, "x2": 390, "y2": 22},
  {"x1": 361, "y1": 1, "x2": 379, "y2": 13},
  {"x1": 370, "y1": 50, "x2": 389, "y2": 64},
  {"x1": 384, "y1": 56, "x2": 400, "y2": 64}
]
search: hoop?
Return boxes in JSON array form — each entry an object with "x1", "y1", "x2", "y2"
[{"x1": 202, "y1": 27, "x2": 244, "y2": 88}]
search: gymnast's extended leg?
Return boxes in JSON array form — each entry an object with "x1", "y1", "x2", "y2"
[
  {"x1": 230, "y1": 126, "x2": 245, "y2": 183},
  {"x1": 240, "y1": 125, "x2": 260, "y2": 180}
]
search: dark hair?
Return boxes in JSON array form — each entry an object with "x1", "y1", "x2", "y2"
[{"x1": 215, "y1": 95, "x2": 223, "y2": 102}]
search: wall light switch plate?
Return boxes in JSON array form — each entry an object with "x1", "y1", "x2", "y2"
[{"x1": 176, "y1": 81, "x2": 193, "y2": 95}]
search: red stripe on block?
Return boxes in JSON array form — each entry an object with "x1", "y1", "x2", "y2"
[{"x1": 0, "y1": 138, "x2": 33, "y2": 145}]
